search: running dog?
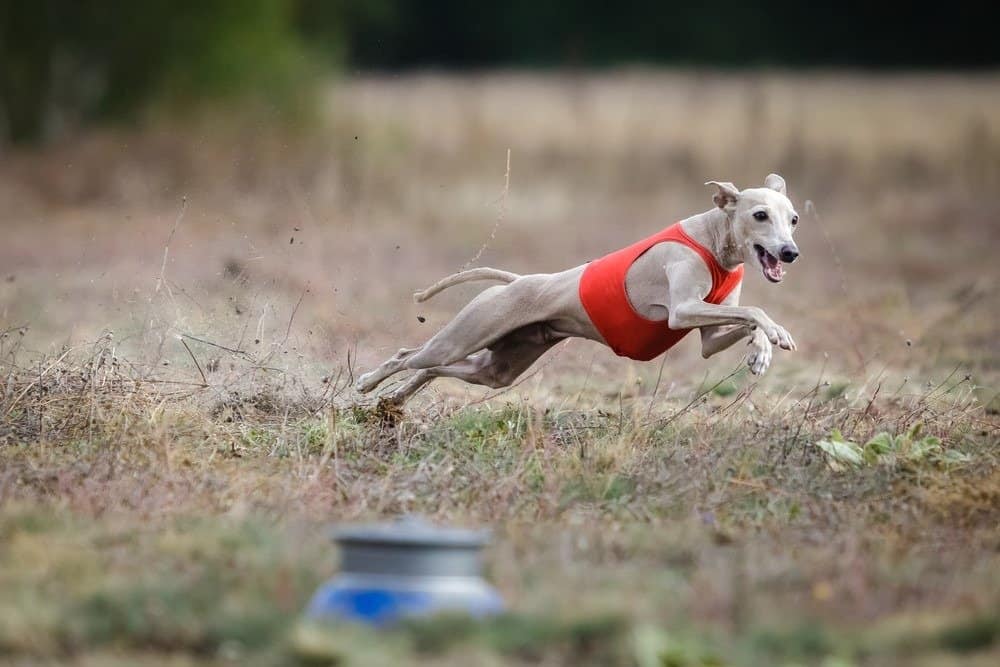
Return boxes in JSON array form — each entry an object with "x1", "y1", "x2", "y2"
[{"x1": 356, "y1": 174, "x2": 800, "y2": 404}]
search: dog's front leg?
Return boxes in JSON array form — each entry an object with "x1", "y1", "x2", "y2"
[
  {"x1": 698, "y1": 286, "x2": 751, "y2": 358},
  {"x1": 698, "y1": 287, "x2": 770, "y2": 374},
  {"x1": 745, "y1": 328, "x2": 773, "y2": 375},
  {"x1": 699, "y1": 324, "x2": 752, "y2": 358},
  {"x1": 700, "y1": 324, "x2": 773, "y2": 375},
  {"x1": 669, "y1": 300, "x2": 796, "y2": 351}
]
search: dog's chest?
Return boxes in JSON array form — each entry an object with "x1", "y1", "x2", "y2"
[{"x1": 623, "y1": 242, "x2": 694, "y2": 320}]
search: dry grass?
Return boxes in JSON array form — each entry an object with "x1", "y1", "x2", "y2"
[
  {"x1": 1, "y1": 337, "x2": 997, "y2": 666},
  {"x1": 1, "y1": 70, "x2": 999, "y2": 665}
]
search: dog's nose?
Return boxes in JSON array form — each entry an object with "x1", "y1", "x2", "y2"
[{"x1": 779, "y1": 245, "x2": 799, "y2": 263}]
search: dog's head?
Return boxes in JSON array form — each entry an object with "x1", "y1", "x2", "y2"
[{"x1": 706, "y1": 174, "x2": 799, "y2": 283}]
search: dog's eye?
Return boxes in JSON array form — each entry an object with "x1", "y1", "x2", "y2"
[
  {"x1": 752, "y1": 211, "x2": 768, "y2": 221},
  {"x1": 791, "y1": 215, "x2": 799, "y2": 226}
]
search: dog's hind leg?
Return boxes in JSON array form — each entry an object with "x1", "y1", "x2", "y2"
[
  {"x1": 403, "y1": 277, "x2": 561, "y2": 372},
  {"x1": 355, "y1": 346, "x2": 421, "y2": 394},
  {"x1": 382, "y1": 351, "x2": 494, "y2": 404},
  {"x1": 356, "y1": 272, "x2": 574, "y2": 395},
  {"x1": 384, "y1": 323, "x2": 565, "y2": 404},
  {"x1": 355, "y1": 284, "x2": 516, "y2": 394}
]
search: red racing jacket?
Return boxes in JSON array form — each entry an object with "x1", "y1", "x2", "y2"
[{"x1": 578, "y1": 222, "x2": 744, "y2": 361}]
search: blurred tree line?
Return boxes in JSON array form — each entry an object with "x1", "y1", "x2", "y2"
[
  {"x1": 0, "y1": 0, "x2": 381, "y2": 144},
  {"x1": 1, "y1": 0, "x2": 996, "y2": 144}
]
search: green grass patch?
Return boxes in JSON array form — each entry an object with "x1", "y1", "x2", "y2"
[{"x1": 814, "y1": 422, "x2": 972, "y2": 471}]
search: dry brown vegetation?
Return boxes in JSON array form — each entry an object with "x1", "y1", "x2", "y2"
[{"x1": 1, "y1": 71, "x2": 999, "y2": 666}]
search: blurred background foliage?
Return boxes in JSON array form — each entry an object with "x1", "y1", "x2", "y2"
[{"x1": 1, "y1": 0, "x2": 997, "y2": 145}]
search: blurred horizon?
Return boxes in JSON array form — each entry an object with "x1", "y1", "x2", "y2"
[{"x1": 2, "y1": 0, "x2": 998, "y2": 145}]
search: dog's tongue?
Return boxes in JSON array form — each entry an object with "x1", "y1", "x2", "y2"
[{"x1": 763, "y1": 253, "x2": 784, "y2": 280}]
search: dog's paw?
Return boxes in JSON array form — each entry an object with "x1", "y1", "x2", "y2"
[
  {"x1": 747, "y1": 330, "x2": 772, "y2": 375},
  {"x1": 760, "y1": 322, "x2": 796, "y2": 351},
  {"x1": 774, "y1": 324, "x2": 796, "y2": 351},
  {"x1": 354, "y1": 371, "x2": 378, "y2": 394}
]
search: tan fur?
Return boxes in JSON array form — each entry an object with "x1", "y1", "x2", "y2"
[{"x1": 356, "y1": 174, "x2": 800, "y2": 404}]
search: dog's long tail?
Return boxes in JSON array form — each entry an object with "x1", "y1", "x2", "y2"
[{"x1": 413, "y1": 267, "x2": 520, "y2": 303}]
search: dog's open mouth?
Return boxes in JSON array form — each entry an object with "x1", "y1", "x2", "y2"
[{"x1": 755, "y1": 244, "x2": 785, "y2": 283}]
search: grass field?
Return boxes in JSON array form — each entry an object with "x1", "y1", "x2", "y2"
[{"x1": 1, "y1": 71, "x2": 999, "y2": 666}]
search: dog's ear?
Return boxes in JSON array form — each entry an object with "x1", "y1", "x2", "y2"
[
  {"x1": 764, "y1": 173, "x2": 786, "y2": 195},
  {"x1": 705, "y1": 181, "x2": 739, "y2": 212}
]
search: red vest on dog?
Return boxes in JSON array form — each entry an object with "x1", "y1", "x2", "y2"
[{"x1": 579, "y1": 223, "x2": 744, "y2": 361}]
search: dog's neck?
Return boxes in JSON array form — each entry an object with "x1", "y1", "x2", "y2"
[{"x1": 680, "y1": 208, "x2": 745, "y2": 271}]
